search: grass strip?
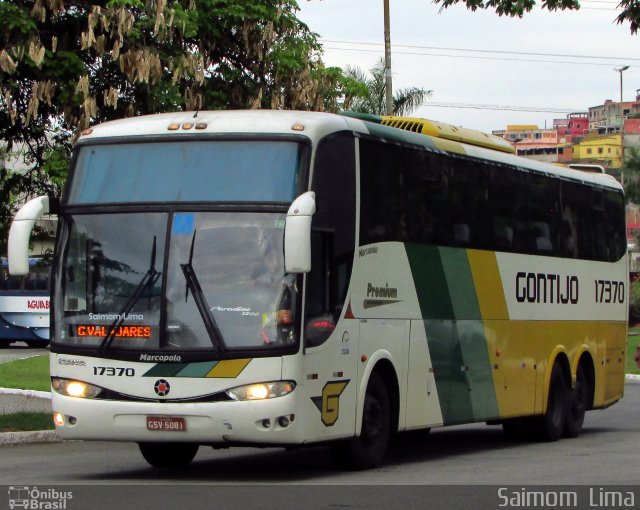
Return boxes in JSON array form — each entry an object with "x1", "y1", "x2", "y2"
[
  {"x1": 0, "y1": 355, "x2": 50, "y2": 391},
  {"x1": 0, "y1": 412, "x2": 53, "y2": 432},
  {"x1": 627, "y1": 327, "x2": 640, "y2": 375}
]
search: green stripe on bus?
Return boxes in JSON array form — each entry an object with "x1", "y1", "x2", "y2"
[
  {"x1": 439, "y1": 247, "x2": 481, "y2": 320},
  {"x1": 423, "y1": 319, "x2": 474, "y2": 424},
  {"x1": 142, "y1": 363, "x2": 189, "y2": 377},
  {"x1": 407, "y1": 244, "x2": 499, "y2": 424},
  {"x1": 405, "y1": 244, "x2": 453, "y2": 319},
  {"x1": 456, "y1": 319, "x2": 500, "y2": 420},
  {"x1": 176, "y1": 361, "x2": 217, "y2": 377}
]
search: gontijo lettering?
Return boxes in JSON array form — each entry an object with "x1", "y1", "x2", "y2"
[{"x1": 515, "y1": 272, "x2": 579, "y2": 304}]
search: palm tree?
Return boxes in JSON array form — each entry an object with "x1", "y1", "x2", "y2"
[{"x1": 343, "y1": 57, "x2": 432, "y2": 116}]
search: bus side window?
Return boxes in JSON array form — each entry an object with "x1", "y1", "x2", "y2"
[{"x1": 304, "y1": 133, "x2": 356, "y2": 348}]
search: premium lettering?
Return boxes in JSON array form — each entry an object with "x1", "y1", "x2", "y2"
[
  {"x1": 515, "y1": 272, "x2": 579, "y2": 304},
  {"x1": 367, "y1": 282, "x2": 398, "y2": 299}
]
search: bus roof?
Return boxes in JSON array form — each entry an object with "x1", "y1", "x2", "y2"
[{"x1": 77, "y1": 110, "x2": 622, "y2": 192}]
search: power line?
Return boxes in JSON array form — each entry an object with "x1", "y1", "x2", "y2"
[
  {"x1": 323, "y1": 45, "x2": 636, "y2": 68},
  {"x1": 321, "y1": 39, "x2": 640, "y2": 63},
  {"x1": 424, "y1": 102, "x2": 580, "y2": 113}
]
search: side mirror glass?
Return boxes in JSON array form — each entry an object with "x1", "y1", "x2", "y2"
[{"x1": 284, "y1": 191, "x2": 316, "y2": 273}]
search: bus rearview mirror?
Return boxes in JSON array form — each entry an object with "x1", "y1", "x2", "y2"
[
  {"x1": 284, "y1": 191, "x2": 316, "y2": 273},
  {"x1": 8, "y1": 195, "x2": 51, "y2": 275}
]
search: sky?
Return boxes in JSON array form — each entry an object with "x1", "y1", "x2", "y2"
[{"x1": 296, "y1": 0, "x2": 640, "y2": 133}]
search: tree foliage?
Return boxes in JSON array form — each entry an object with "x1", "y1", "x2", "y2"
[
  {"x1": 343, "y1": 57, "x2": 432, "y2": 116},
  {"x1": 0, "y1": 0, "x2": 356, "y2": 252},
  {"x1": 432, "y1": 0, "x2": 640, "y2": 34},
  {"x1": 623, "y1": 148, "x2": 640, "y2": 204}
]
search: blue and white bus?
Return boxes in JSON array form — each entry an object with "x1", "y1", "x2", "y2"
[{"x1": 0, "y1": 256, "x2": 50, "y2": 348}]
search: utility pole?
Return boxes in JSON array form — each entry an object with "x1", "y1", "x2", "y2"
[
  {"x1": 383, "y1": 0, "x2": 393, "y2": 115},
  {"x1": 614, "y1": 66, "x2": 630, "y2": 164}
]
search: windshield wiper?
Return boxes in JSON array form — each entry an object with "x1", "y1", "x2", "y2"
[
  {"x1": 99, "y1": 236, "x2": 161, "y2": 351},
  {"x1": 180, "y1": 231, "x2": 225, "y2": 351}
]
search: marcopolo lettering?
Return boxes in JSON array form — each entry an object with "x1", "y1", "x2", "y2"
[{"x1": 516, "y1": 272, "x2": 579, "y2": 304}]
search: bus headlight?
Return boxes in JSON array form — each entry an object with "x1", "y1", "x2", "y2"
[
  {"x1": 225, "y1": 381, "x2": 296, "y2": 401},
  {"x1": 52, "y1": 378, "x2": 103, "y2": 399}
]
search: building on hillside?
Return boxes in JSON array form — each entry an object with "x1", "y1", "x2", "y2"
[
  {"x1": 588, "y1": 99, "x2": 639, "y2": 132},
  {"x1": 499, "y1": 125, "x2": 565, "y2": 163},
  {"x1": 627, "y1": 203, "x2": 640, "y2": 271},
  {"x1": 555, "y1": 113, "x2": 589, "y2": 143},
  {"x1": 571, "y1": 133, "x2": 623, "y2": 169},
  {"x1": 624, "y1": 118, "x2": 640, "y2": 161}
]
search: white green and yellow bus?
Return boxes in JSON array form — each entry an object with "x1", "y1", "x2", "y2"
[{"x1": 8, "y1": 110, "x2": 627, "y2": 469}]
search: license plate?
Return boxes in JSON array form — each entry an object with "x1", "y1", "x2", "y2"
[{"x1": 146, "y1": 416, "x2": 186, "y2": 432}]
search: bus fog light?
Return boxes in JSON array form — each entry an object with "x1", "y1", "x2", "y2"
[
  {"x1": 53, "y1": 412, "x2": 65, "y2": 427},
  {"x1": 278, "y1": 416, "x2": 290, "y2": 428},
  {"x1": 262, "y1": 419, "x2": 271, "y2": 429}
]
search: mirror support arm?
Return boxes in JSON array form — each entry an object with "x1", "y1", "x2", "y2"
[{"x1": 8, "y1": 195, "x2": 50, "y2": 275}]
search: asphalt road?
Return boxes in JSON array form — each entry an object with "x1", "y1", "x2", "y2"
[
  {"x1": 0, "y1": 343, "x2": 48, "y2": 365},
  {"x1": 0, "y1": 384, "x2": 638, "y2": 510}
]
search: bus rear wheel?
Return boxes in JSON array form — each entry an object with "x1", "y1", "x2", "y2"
[
  {"x1": 331, "y1": 372, "x2": 390, "y2": 470},
  {"x1": 138, "y1": 442, "x2": 199, "y2": 468},
  {"x1": 535, "y1": 361, "x2": 569, "y2": 441},
  {"x1": 563, "y1": 364, "x2": 590, "y2": 438}
]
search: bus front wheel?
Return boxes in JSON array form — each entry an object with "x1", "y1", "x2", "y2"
[
  {"x1": 138, "y1": 442, "x2": 199, "y2": 468},
  {"x1": 331, "y1": 372, "x2": 391, "y2": 470}
]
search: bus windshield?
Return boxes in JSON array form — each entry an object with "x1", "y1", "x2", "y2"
[
  {"x1": 67, "y1": 140, "x2": 303, "y2": 204},
  {"x1": 54, "y1": 212, "x2": 297, "y2": 352}
]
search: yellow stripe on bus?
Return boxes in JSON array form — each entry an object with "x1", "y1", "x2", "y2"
[
  {"x1": 206, "y1": 358, "x2": 252, "y2": 378},
  {"x1": 467, "y1": 250, "x2": 509, "y2": 320}
]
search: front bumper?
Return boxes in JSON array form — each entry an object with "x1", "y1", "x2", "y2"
[{"x1": 52, "y1": 392, "x2": 302, "y2": 445}]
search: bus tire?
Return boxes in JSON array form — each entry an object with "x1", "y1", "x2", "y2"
[
  {"x1": 563, "y1": 364, "x2": 590, "y2": 438},
  {"x1": 331, "y1": 372, "x2": 391, "y2": 470},
  {"x1": 138, "y1": 442, "x2": 199, "y2": 468},
  {"x1": 536, "y1": 361, "x2": 569, "y2": 442}
]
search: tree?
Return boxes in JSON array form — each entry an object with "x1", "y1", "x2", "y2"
[
  {"x1": 0, "y1": 0, "x2": 355, "y2": 253},
  {"x1": 343, "y1": 57, "x2": 432, "y2": 116},
  {"x1": 432, "y1": 0, "x2": 640, "y2": 34},
  {"x1": 623, "y1": 148, "x2": 640, "y2": 204}
]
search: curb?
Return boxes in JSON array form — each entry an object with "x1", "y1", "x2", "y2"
[
  {"x1": 0, "y1": 387, "x2": 51, "y2": 399},
  {"x1": 626, "y1": 373, "x2": 640, "y2": 384},
  {"x1": 0, "y1": 429, "x2": 59, "y2": 446}
]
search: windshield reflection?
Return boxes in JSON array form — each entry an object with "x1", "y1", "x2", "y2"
[{"x1": 55, "y1": 212, "x2": 297, "y2": 352}]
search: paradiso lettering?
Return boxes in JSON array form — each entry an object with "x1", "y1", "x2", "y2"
[{"x1": 516, "y1": 272, "x2": 579, "y2": 304}]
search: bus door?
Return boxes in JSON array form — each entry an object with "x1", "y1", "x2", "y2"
[{"x1": 299, "y1": 133, "x2": 358, "y2": 441}]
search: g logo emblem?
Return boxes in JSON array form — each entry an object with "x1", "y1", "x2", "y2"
[
  {"x1": 154, "y1": 379, "x2": 171, "y2": 396},
  {"x1": 311, "y1": 380, "x2": 349, "y2": 426}
]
